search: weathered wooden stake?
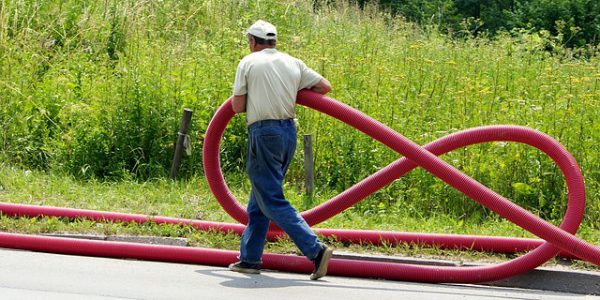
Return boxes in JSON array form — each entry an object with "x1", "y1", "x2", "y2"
[
  {"x1": 170, "y1": 108, "x2": 193, "y2": 179},
  {"x1": 303, "y1": 134, "x2": 315, "y2": 196}
]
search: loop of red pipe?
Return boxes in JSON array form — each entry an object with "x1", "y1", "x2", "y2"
[
  {"x1": 0, "y1": 90, "x2": 598, "y2": 283},
  {"x1": 203, "y1": 90, "x2": 600, "y2": 282}
]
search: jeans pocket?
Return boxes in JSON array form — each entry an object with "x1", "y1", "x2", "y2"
[
  {"x1": 247, "y1": 134, "x2": 258, "y2": 174},
  {"x1": 259, "y1": 134, "x2": 285, "y2": 164}
]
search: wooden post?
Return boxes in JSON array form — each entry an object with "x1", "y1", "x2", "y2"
[
  {"x1": 303, "y1": 134, "x2": 314, "y2": 197},
  {"x1": 170, "y1": 108, "x2": 193, "y2": 179}
]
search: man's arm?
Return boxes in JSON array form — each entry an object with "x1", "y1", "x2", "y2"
[
  {"x1": 310, "y1": 78, "x2": 332, "y2": 95},
  {"x1": 232, "y1": 94, "x2": 247, "y2": 113}
]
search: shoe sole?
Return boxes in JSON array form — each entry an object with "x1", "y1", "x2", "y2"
[
  {"x1": 229, "y1": 264, "x2": 261, "y2": 274},
  {"x1": 310, "y1": 248, "x2": 333, "y2": 280}
]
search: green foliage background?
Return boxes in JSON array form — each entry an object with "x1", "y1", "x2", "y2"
[
  {"x1": 353, "y1": 0, "x2": 600, "y2": 48},
  {"x1": 1, "y1": 0, "x2": 599, "y2": 225}
]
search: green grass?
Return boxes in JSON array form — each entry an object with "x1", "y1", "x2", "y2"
[
  {"x1": 0, "y1": 0, "x2": 599, "y2": 272},
  {"x1": 1, "y1": 0, "x2": 599, "y2": 224},
  {"x1": 0, "y1": 166, "x2": 598, "y2": 271}
]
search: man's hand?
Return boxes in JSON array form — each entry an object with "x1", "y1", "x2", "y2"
[
  {"x1": 232, "y1": 94, "x2": 247, "y2": 113},
  {"x1": 310, "y1": 78, "x2": 332, "y2": 95}
]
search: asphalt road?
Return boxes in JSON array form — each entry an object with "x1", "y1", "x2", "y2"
[{"x1": 0, "y1": 248, "x2": 596, "y2": 300}]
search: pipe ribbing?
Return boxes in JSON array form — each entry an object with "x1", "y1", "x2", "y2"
[
  {"x1": 0, "y1": 90, "x2": 597, "y2": 283},
  {"x1": 202, "y1": 90, "x2": 599, "y2": 282},
  {"x1": 0, "y1": 201, "x2": 577, "y2": 257}
]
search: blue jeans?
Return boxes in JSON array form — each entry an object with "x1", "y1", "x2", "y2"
[{"x1": 239, "y1": 119, "x2": 323, "y2": 264}]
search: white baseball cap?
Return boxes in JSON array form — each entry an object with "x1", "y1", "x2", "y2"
[{"x1": 247, "y1": 20, "x2": 277, "y2": 40}]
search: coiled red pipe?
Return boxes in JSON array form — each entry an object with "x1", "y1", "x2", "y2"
[
  {"x1": 203, "y1": 90, "x2": 600, "y2": 282},
  {"x1": 0, "y1": 90, "x2": 598, "y2": 283}
]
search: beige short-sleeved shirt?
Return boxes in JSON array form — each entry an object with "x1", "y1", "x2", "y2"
[{"x1": 233, "y1": 48, "x2": 323, "y2": 126}]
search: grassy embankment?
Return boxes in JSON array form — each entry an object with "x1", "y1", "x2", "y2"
[
  {"x1": 1, "y1": 165, "x2": 598, "y2": 270},
  {"x1": 0, "y1": 1, "x2": 599, "y2": 269}
]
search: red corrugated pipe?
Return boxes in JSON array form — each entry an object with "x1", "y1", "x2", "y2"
[
  {"x1": 0, "y1": 201, "x2": 578, "y2": 258},
  {"x1": 203, "y1": 90, "x2": 599, "y2": 282},
  {"x1": 0, "y1": 90, "x2": 598, "y2": 283}
]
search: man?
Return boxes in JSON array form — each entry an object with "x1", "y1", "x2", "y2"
[{"x1": 228, "y1": 20, "x2": 333, "y2": 280}]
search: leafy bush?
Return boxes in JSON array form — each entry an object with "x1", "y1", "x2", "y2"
[{"x1": 348, "y1": 0, "x2": 600, "y2": 47}]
